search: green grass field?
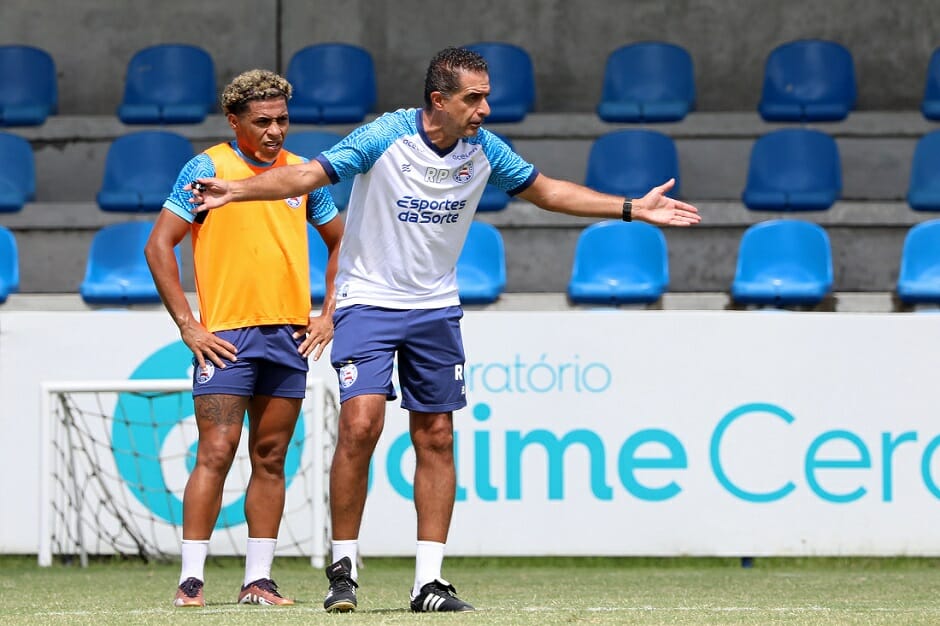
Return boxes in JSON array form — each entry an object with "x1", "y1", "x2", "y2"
[{"x1": 3, "y1": 555, "x2": 940, "y2": 625}]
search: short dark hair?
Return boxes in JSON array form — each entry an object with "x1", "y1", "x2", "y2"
[{"x1": 423, "y1": 47, "x2": 488, "y2": 109}]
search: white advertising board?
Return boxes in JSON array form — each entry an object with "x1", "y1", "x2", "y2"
[{"x1": 2, "y1": 310, "x2": 939, "y2": 557}]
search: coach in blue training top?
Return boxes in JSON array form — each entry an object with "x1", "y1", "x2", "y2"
[{"x1": 191, "y1": 46, "x2": 701, "y2": 613}]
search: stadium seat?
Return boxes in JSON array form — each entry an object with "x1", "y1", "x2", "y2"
[
  {"x1": 922, "y1": 47, "x2": 940, "y2": 120},
  {"x1": 96, "y1": 131, "x2": 194, "y2": 213},
  {"x1": 0, "y1": 45, "x2": 57, "y2": 126},
  {"x1": 907, "y1": 130, "x2": 940, "y2": 211},
  {"x1": 758, "y1": 39, "x2": 856, "y2": 122},
  {"x1": 0, "y1": 225, "x2": 19, "y2": 303},
  {"x1": 117, "y1": 44, "x2": 217, "y2": 124},
  {"x1": 465, "y1": 42, "x2": 535, "y2": 123},
  {"x1": 0, "y1": 132, "x2": 36, "y2": 212},
  {"x1": 596, "y1": 42, "x2": 696, "y2": 123},
  {"x1": 456, "y1": 221, "x2": 506, "y2": 304},
  {"x1": 585, "y1": 130, "x2": 680, "y2": 200},
  {"x1": 284, "y1": 131, "x2": 353, "y2": 210},
  {"x1": 478, "y1": 133, "x2": 514, "y2": 212},
  {"x1": 286, "y1": 43, "x2": 376, "y2": 124},
  {"x1": 731, "y1": 220, "x2": 833, "y2": 307},
  {"x1": 567, "y1": 220, "x2": 668, "y2": 305},
  {"x1": 80, "y1": 221, "x2": 174, "y2": 305},
  {"x1": 742, "y1": 128, "x2": 841, "y2": 211},
  {"x1": 897, "y1": 220, "x2": 940, "y2": 304},
  {"x1": 307, "y1": 223, "x2": 331, "y2": 302}
]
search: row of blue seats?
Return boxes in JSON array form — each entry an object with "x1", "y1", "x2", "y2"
[
  {"x1": 2, "y1": 218, "x2": 940, "y2": 308},
  {"x1": 4, "y1": 39, "x2": 940, "y2": 127},
  {"x1": 3, "y1": 124, "x2": 940, "y2": 215},
  {"x1": 570, "y1": 219, "x2": 940, "y2": 308},
  {"x1": 0, "y1": 129, "x2": 355, "y2": 213},
  {"x1": 0, "y1": 43, "x2": 371, "y2": 126}
]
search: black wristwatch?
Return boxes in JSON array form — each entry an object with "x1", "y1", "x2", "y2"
[{"x1": 622, "y1": 198, "x2": 633, "y2": 222}]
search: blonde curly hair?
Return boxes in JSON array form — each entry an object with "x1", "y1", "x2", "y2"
[{"x1": 220, "y1": 69, "x2": 292, "y2": 115}]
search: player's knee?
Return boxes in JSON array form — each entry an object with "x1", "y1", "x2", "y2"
[
  {"x1": 412, "y1": 422, "x2": 454, "y2": 455},
  {"x1": 340, "y1": 416, "x2": 383, "y2": 448},
  {"x1": 196, "y1": 439, "x2": 239, "y2": 474},
  {"x1": 249, "y1": 441, "x2": 289, "y2": 477},
  {"x1": 251, "y1": 454, "x2": 287, "y2": 478}
]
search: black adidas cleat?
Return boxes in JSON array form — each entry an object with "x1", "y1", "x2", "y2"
[
  {"x1": 410, "y1": 579, "x2": 475, "y2": 612},
  {"x1": 323, "y1": 556, "x2": 358, "y2": 612}
]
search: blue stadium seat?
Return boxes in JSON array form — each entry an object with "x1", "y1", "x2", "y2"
[
  {"x1": 922, "y1": 48, "x2": 940, "y2": 121},
  {"x1": 585, "y1": 130, "x2": 680, "y2": 200},
  {"x1": 897, "y1": 220, "x2": 940, "y2": 304},
  {"x1": 478, "y1": 133, "x2": 514, "y2": 212},
  {"x1": 80, "y1": 221, "x2": 174, "y2": 305},
  {"x1": 307, "y1": 223, "x2": 330, "y2": 302},
  {"x1": 758, "y1": 39, "x2": 856, "y2": 122},
  {"x1": 465, "y1": 42, "x2": 535, "y2": 123},
  {"x1": 0, "y1": 132, "x2": 36, "y2": 212},
  {"x1": 567, "y1": 220, "x2": 668, "y2": 305},
  {"x1": 97, "y1": 131, "x2": 194, "y2": 213},
  {"x1": 117, "y1": 44, "x2": 217, "y2": 124},
  {"x1": 742, "y1": 129, "x2": 841, "y2": 211},
  {"x1": 907, "y1": 130, "x2": 940, "y2": 211},
  {"x1": 596, "y1": 42, "x2": 696, "y2": 123},
  {"x1": 731, "y1": 220, "x2": 833, "y2": 307},
  {"x1": 0, "y1": 45, "x2": 57, "y2": 126},
  {"x1": 286, "y1": 43, "x2": 376, "y2": 124},
  {"x1": 0, "y1": 225, "x2": 19, "y2": 303},
  {"x1": 284, "y1": 131, "x2": 353, "y2": 210},
  {"x1": 456, "y1": 221, "x2": 506, "y2": 304}
]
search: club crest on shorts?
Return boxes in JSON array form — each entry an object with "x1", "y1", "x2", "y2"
[
  {"x1": 196, "y1": 362, "x2": 215, "y2": 384},
  {"x1": 285, "y1": 196, "x2": 303, "y2": 209},
  {"x1": 339, "y1": 363, "x2": 358, "y2": 388}
]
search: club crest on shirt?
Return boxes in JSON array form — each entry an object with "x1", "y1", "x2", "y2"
[
  {"x1": 453, "y1": 161, "x2": 473, "y2": 183},
  {"x1": 285, "y1": 196, "x2": 303, "y2": 209},
  {"x1": 339, "y1": 363, "x2": 358, "y2": 388},
  {"x1": 196, "y1": 362, "x2": 215, "y2": 384}
]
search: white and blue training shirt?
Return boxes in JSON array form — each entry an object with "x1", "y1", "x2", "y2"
[{"x1": 317, "y1": 108, "x2": 538, "y2": 309}]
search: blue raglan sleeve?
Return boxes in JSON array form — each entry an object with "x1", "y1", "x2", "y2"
[
  {"x1": 481, "y1": 130, "x2": 539, "y2": 196},
  {"x1": 164, "y1": 154, "x2": 216, "y2": 223},
  {"x1": 306, "y1": 186, "x2": 339, "y2": 226},
  {"x1": 315, "y1": 109, "x2": 414, "y2": 183}
]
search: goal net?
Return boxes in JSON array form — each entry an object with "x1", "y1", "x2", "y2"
[{"x1": 38, "y1": 378, "x2": 338, "y2": 568}]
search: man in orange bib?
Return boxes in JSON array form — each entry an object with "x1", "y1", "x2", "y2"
[{"x1": 145, "y1": 69, "x2": 343, "y2": 607}]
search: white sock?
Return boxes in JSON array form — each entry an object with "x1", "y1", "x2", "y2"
[
  {"x1": 243, "y1": 537, "x2": 277, "y2": 586},
  {"x1": 413, "y1": 540, "x2": 445, "y2": 596},
  {"x1": 179, "y1": 539, "x2": 209, "y2": 584},
  {"x1": 331, "y1": 539, "x2": 359, "y2": 580}
]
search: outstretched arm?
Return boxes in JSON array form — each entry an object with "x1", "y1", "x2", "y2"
[
  {"x1": 191, "y1": 159, "x2": 332, "y2": 211},
  {"x1": 516, "y1": 174, "x2": 701, "y2": 227}
]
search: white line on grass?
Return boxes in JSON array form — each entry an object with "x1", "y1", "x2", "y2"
[
  {"x1": 517, "y1": 606, "x2": 940, "y2": 614},
  {"x1": 34, "y1": 605, "x2": 940, "y2": 618}
]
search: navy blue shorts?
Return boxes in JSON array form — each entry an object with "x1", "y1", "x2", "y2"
[
  {"x1": 331, "y1": 305, "x2": 467, "y2": 412},
  {"x1": 192, "y1": 325, "x2": 308, "y2": 398}
]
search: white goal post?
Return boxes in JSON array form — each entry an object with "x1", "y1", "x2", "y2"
[{"x1": 38, "y1": 378, "x2": 336, "y2": 568}]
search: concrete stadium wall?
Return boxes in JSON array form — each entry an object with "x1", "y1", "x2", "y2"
[
  {"x1": 1, "y1": 0, "x2": 938, "y2": 114},
  {"x1": 5, "y1": 111, "x2": 936, "y2": 295},
  {"x1": 2, "y1": 0, "x2": 940, "y2": 296}
]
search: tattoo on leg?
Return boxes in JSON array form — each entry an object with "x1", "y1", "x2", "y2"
[{"x1": 195, "y1": 395, "x2": 245, "y2": 427}]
